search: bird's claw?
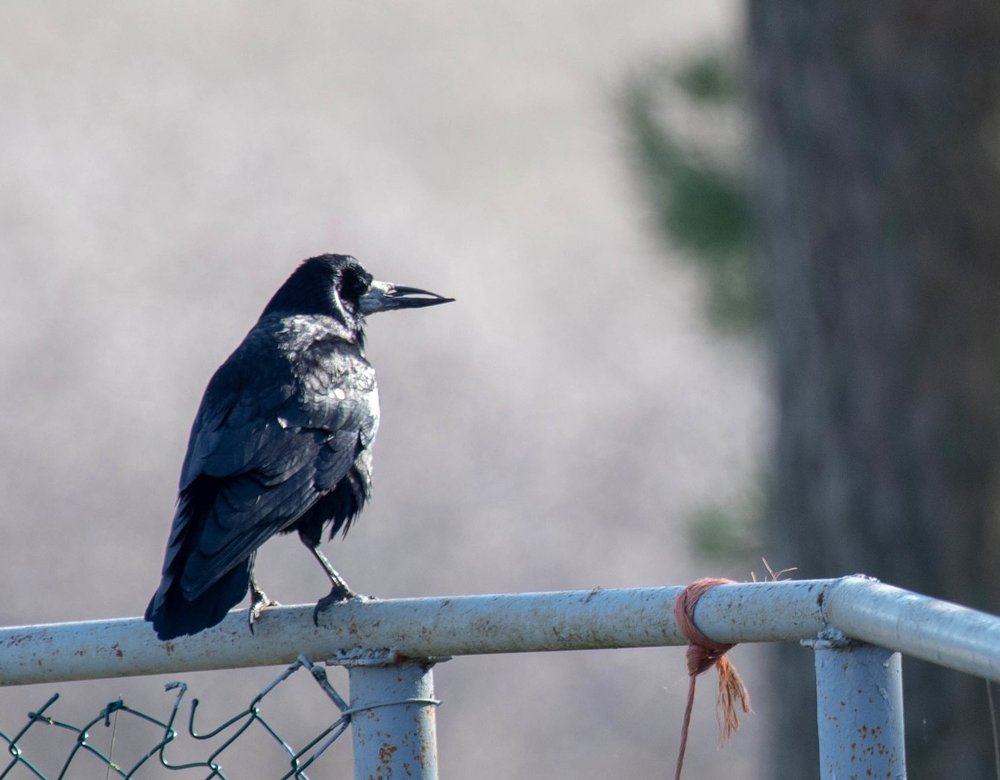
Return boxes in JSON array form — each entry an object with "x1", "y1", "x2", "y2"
[
  {"x1": 248, "y1": 591, "x2": 280, "y2": 634},
  {"x1": 312, "y1": 585, "x2": 361, "y2": 626}
]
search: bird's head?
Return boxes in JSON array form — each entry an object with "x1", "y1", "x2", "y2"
[{"x1": 262, "y1": 254, "x2": 453, "y2": 330}]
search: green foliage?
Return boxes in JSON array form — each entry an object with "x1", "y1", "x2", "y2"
[
  {"x1": 690, "y1": 505, "x2": 760, "y2": 561},
  {"x1": 689, "y1": 479, "x2": 767, "y2": 563},
  {"x1": 621, "y1": 53, "x2": 759, "y2": 330},
  {"x1": 674, "y1": 54, "x2": 743, "y2": 104},
  {"x1": 624, "y1": 51, "x2": 769, "y2": 565}
]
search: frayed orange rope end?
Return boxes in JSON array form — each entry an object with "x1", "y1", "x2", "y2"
[
  {"x1": 672, "y1": 578, "x2": 753, "y2": 780},
  {"x1": 715, "y1": 655, "x2": 751, "y2": 744}
]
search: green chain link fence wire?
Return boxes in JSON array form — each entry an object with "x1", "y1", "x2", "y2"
[{"x1": 0, "y1": 656, "x2": 351, "y2": 779}]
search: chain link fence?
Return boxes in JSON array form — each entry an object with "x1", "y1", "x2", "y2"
[{"x1": 1, "y1": 657, "x2": 351, "y2": 780}]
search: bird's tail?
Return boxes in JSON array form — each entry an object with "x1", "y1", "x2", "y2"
[{"x1": 145, "y1": 560, "x2": 250, "y2": 641}]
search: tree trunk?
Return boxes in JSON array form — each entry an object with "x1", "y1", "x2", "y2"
[{"x1": 748, "y1": 2, "x2": 1000, "y2": 776}]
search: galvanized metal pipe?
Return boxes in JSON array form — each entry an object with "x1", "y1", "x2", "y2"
[
  {"x1": 347, "y1": 661, "x2": 439, "y2": 780},
  {"x1": 0, "y1": 587, "x2": 687, "y2": 686},
  {"x1": 812, "y1": 639, "x2": 906, "y2": 779},
  {"x1": 0, "y1": 577, "x2": 998, "y2": 687},
  {"x1": 822, "y1": 576, "x2": 1000, "y2": 682}
]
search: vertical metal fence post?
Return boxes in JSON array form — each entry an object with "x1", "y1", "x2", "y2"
[
  {"x1": 348, "y1": 659, "x2": 440, "y2": 780},
  {"x1": 811, "y1": 637, "x2": 906, "y2": 779}
]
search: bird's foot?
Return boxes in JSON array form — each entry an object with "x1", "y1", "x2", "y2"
[
  {"x1": 312, "y1": 583, "x2": 359, "y2": 626},
  {"x1": 248, "y1": 589, "x2": 281, "y2": 634}
]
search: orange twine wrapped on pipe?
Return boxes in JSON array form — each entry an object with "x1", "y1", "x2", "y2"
[{"x1": 673, "y1": 578, "x2": 752, "y2": 780}]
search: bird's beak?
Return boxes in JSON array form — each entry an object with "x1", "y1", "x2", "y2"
[{"x1": 359, "y1": 280, "x2": 455, "y2": 315}]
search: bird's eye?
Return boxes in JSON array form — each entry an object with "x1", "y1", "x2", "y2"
[{"x1": 339, "y1": 267, "x2": 372, "y2": 304}]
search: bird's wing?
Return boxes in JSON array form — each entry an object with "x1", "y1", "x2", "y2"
[{"x1": 166, "y1": 327, "x2": 378, "y2": 600}]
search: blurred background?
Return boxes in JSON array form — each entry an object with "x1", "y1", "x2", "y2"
[
  {"x1": 0, "y1": 2, "x2": 768, "y2": 778},
  {"x1": 4, "y1": 2, "x2": 999, "y2": 778}
]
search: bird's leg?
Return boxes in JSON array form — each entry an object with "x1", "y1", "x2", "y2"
[
  {"x1": 310, "y1": 545, "x2": 357, "y2": 624},
  {"x1": 248, "y1": 571, "x2": 280, "y2": 633},
  {"x1": 310, "y1": 544, "x2": 355, "y2": 598}
]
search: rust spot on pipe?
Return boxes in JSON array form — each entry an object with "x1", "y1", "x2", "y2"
[{"x1": 378, "y1": 741, "x2": 398, "y2": 766}]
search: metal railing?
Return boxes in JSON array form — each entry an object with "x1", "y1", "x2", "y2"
[{"x1": 2, "y1": 575, "x2": 998, "y2": 778}]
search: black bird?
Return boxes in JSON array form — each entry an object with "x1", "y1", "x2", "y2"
[{"x1": 145, "y1": 254, "x2": 453, "y2": 640}]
